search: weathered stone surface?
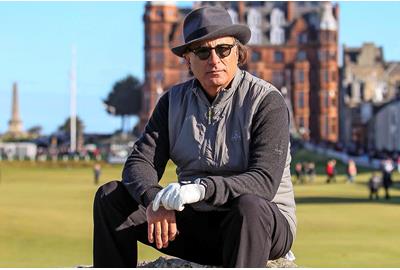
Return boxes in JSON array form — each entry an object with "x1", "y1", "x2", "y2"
[{"x1": 138, "y1": 256, "x2": 297, "y2": 268}]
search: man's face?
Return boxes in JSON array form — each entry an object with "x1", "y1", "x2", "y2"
[{"x1": 184, "y1": 36, "x2": 238, "y2": 95}]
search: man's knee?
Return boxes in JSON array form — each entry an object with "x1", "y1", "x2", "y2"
[
  {"x1": 98, "y1": 180, "x2": 121, "y2": 196},
  {"x1": 94, "y1": 180, "x2": 128, "y2": 209}
]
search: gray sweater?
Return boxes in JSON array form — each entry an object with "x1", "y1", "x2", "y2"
[{"x1": 122, "y1": 69, "x2": 297, "y2": 239}]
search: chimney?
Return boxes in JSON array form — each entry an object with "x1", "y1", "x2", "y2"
[{"x1": 286, "y1": 1, "x2": 294, "y2": 22}]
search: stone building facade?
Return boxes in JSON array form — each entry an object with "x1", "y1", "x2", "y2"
[
  {"x1": 367, "y1": 99, "x2": 400, "y2": 153},
  {"x1": 141, "y1": 1, "x2": 340, "y2": 143},
  {"x1": 340, "y1": 42, "x2": 400, "y2": 152}
]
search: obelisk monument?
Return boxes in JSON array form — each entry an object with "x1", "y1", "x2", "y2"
[{"x1": 7, "y1": 82, "x2": 24, "y2": 137}]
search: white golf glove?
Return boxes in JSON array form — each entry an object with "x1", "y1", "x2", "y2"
[{"x1": 152, "y1": 180, "x2": 206, "y2": 212}]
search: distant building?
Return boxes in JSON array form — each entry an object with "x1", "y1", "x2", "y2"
[
  {"x1": 0, "y1": 142, "x2": 37, "y2": 160},
  {"x1": 367, "y1": 99, "x2": 400, "y2": 153},
  {"x1": 140, "y1": 1, "x2": 340, "y2": 143},
  {"x1": 341, "y1": 42, "x2": 400, "y2": 151}
]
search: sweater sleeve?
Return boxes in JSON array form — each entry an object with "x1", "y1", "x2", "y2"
[
  {"x1": 201, "y1": 91, "x2": 290, "y2": 205},
  {"x1": 121, "y1": 92, "x2": 170, "y2": 207}
]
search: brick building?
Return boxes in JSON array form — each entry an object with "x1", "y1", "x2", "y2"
[{"x1": 141, "y1": 1, "x2": 339, "y2": 143}]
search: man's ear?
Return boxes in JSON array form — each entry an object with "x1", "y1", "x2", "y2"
[{"x1": 183, "y1": 55, "x2": 191, "y2": 68}]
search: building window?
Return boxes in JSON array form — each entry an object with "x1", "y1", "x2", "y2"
[
  {"x1": 325, "y1": 115, "x2": 329, "y2": 137},
  {"x1": 251, "y1": 51, "x2": 261, "y2": 62},
  {"x1": 146, "y1": 51, "x2": 151, "y2": 64},
  {"x1": 297, "y1": 51, "x2": 307, "y2": 61},
  {"x1": 308, "y1": 13, "x2": 319, "y2": 27},
  {"x1": 297, "y1": 70, "x2": 304, "y2": 83},
  {"x1": 318, "y1": 50, "x2": 327, "y2": 61},
  {"x1": 156, "y1": 10, "x2": 163, "y2": 18},
  {"x1": 329, "y1": 50, "x2": 336, "y2": 60},
  {"x1": 274, "y1": 51, "x2": 284, "y2": 62},
  {"x1": 331, "y1": 70, "x2": 336, "y2": 81},
  {"x1": 324, "y1": 69, "x2": 329, "y2": 83},
  {"x1": 247, "y1": 8, "x2": 262, "y2": 26},
  {"x1": 324, "y1": 90, "x2": 329, "y2": 107},
  {"x1": 270, "y1": 27, "x2": 285, "y2": 45},
  {"x1": 167, "y1": 10, "x2": 175, "y2": 17},
  {"x1": 297, "y1": 91, "x2": 304, "y2": 108},
  {"x1": 154, "y1": 71, "x2": 163, "y2": 83},
  {"x1": 360, "y1": 81, "x2": 365, "y2": 100},
  {"x1": 155, "y1": 52, "x2": 164, "y2": 64},
  {"x1": 331, "y1": 117, "x2": 337, "y2": 134},
  {"x1": 271, "y1": 8, "x2": 285, "y2": 26},
  {"x1": 329, "y1": 32, "x2": 336, "y2": 42},
  {"x1": 154, "y1": 33, "x2": 164, "y2": 46},
  {"x1": 298, "y1": 32, "x2": 308, "y2": 44}
]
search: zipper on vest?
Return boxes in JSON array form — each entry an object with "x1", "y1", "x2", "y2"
[{"x1": 207, "y1": 106, "x2": 214, "y2": 125}]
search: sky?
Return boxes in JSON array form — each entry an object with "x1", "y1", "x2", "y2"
[{"x1": 0, "y1": 1, "x2": 399, "y2": 135}]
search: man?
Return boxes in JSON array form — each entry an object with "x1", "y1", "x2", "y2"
[
  {"x1": 93, "y1": 6, "x2": 296, "y2": 267},
  {"x1": 381, "y1": 157, "x2": 394, "y2": 200}
]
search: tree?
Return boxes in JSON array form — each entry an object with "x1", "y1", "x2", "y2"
[
  {"x1": 58, "y1": 116, "x2": 85, "y2": 136},
  {"x1": 58, "y1": 116, "x2": 85, "y2": 152},
  {"x1": 27, "y1": 125, "x2": 42, "y2": 136},
  {"x1": 103, "y1": 75, "x2": 142, "y2": 133}
]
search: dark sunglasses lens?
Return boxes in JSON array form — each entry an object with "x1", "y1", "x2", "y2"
[
  {"x1": 215, "y1": 46, "x2": 232, "y2": 58},
  {"x1": 195, "y1": 48, "x2": 211, "y2": 60}
]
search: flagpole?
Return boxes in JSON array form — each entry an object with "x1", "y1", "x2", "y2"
[{"x1": 70, "y1": 45, "x2": 77, "y2": 153}]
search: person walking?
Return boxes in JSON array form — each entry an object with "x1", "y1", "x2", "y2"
[
  {"x1": 346, "y1": 159, "x2": 357, "y2": 183},
  {"x1": 93, "y1": 163, "x2": 102, "y2": 185},
  {"x1": 294, "y1": 162, "x2": 304, "y2": 184},
  {"x1": 368, "y1": 172, "x2": 381, "y2": 200},
  {"x1": 326, "y1": 159, "x2": 336, "y2": 183},
  {"x1": 381, "y1": 158, "x2": 394, "y2": 200},
  {"x1": 306, "y1": 162, "x2": 316, "y2": 183}
]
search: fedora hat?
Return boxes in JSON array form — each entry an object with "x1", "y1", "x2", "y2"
[{"x1": 171, "y1": 6, "x2": 251, "y2": 57}]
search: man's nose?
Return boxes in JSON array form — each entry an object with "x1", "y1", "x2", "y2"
[{"x1": 208, "y1": 49, "x2": 220, "y2": 65}]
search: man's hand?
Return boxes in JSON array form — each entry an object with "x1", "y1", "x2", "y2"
[
  {"x1": 146, "y1": 203, "x2": 178, "y2": 249},
  {"x1": 152, "y1": 181, "x2": 205, "y2": 212}
]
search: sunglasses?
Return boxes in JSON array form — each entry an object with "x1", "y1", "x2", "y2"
[{"x1": 189, "y1": 42, "x2": 237, "y2": 60}]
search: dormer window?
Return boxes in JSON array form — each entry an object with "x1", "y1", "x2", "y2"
[
  {"x1": 247, "y1": 8, "x2": 262, "y2": 26},
  {"x1": 271, "y1": 8, "x2": 285, "y2": 26},
  {"x1": 270, "y1": 27, "x2": 285, "y2": 45}
]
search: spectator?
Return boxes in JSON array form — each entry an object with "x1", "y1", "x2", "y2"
[
  {"x1": 381, "y1": 158, "x2": 394, "y2": 200},
  {"x1": 306, "y1": 162, "x2": 316, "y2": 183},
  {"x1": 294, "y1": 162, "x2": 304, "y2": 184},
  {"x1": 93, "y1": 163, "x2": 102, "y2": 185},
  {"x1": 346, "y1": 159, "x2": 357, "y2": 183},
  {"x1": 397, "y1": 156, "x2": 400, "y2": 173},
  {"x1": 326, "y1": 159, "x2": 336, "y2": 183},
  {"x1": 368, "y1": 172, "x2": 381, "y2": 200}
]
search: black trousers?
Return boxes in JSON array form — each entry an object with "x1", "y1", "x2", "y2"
[{"x1": 93, "y1": 181, "x2": 293, "y2": 268}]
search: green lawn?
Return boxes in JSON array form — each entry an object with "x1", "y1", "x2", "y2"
[{"x1": 0, "y1": 155, "x2": 399, "y2": 267}]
